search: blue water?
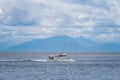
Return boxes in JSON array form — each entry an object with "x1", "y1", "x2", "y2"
[{"x1": 0, "y1": 53, "x2": 120, "y2": 80}]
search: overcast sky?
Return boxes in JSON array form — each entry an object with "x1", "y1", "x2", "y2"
[{"x1": 0, "y1": 0, "x2": 120, "y2": 45}]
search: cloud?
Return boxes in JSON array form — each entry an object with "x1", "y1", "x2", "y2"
[
  {"x1": 2, "y1": 9, "x2": 37, "y2": 26},
  {"x1": 106, "y1": 0, "x2": 120, "y2": 25},
  {"x1": 0, "y1": 0, "x2": 120, "y2": 45},
  {"x1": 95, "y1": 33, "x2": 120, "y2": 43},
  {"x1": 0, "y1": 8, "x2": 2, "y2": 16}
]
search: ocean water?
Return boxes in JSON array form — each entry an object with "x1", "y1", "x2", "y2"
[{"x1": 0, "y1": 53, "x2": 120, "y2": 80}]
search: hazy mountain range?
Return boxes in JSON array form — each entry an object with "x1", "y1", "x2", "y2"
[{"x1": 1, "y1": 36, "x2": 119, "y2": 52}]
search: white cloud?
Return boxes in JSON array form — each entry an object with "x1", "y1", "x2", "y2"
[
  {"x1": 95, "y1": 33, "x2": 120, "y2": 43},
  {"x1": 106, "y1": 0, "x2": 120, "y2": 25},
  {"x1": 0, "y1": 0, "x2": 120, "y2": 44},
  {"x1": 0, "y1": 8, "x2": 3, "y2": 16}
]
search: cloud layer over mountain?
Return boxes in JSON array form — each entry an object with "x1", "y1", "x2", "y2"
[
  {"x1": 0, "y1": 0, "x2": 120, "y2": 47},
  {"x1": 6, "y1": 36, "x2": 120, "y2": 52}
]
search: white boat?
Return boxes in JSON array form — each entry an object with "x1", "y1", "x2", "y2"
[{"x1": 47, "y1": 52, "x2": 74, "y2": 61}]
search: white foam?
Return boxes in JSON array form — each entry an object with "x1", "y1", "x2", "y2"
[
  {"x1": 31, "y1": 59, "x2": 47, "y2": 62},
  {"x1": 47, "y1": 59, "x2": 75, "y2": 62},
  {"x1": 69, "y1": 59, "x2": 75, "y2": 61},
  {"x1": 0, "y1": 59, "x2": 75, "y2": 62},
  {"x1": 32, "y1": 59, "x2": 75, "y2": 62}
]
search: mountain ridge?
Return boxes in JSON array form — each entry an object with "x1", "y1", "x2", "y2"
[{"x1": 4, "y1": 35, "x2": 120, "y2": 52}]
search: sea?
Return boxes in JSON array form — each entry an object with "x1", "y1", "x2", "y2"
[{"x1": 0, "y1": 52, "x2": 120, "y2": 80}]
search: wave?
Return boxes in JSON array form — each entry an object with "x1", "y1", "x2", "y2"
[
  {"x1": 0, "y1": 59, "x2": 75, "y2": 62},
  {"x1": 31, "y1": 59, "x2": 47, "y2": 62},
  {"x1": 27, "y1": 59, "x2": 75, "y2": 62},
  {"x1": 0, "y1": 59, "x2": 47, "y2": 62}
]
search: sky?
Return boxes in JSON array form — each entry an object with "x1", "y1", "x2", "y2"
[{"x1": 0, "y1": 0, "x2": 120, "y2": 47}]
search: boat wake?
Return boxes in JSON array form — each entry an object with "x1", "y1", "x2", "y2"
[
  {"x1": 0, "y1": 59, "x2": 75, "y2": 62},
  {"x1": 31, "y1": 59, "x2": 47, "y2": 62},
  {"x1": 31, "y1": 59, "x2": 75, "y2": 62}
]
